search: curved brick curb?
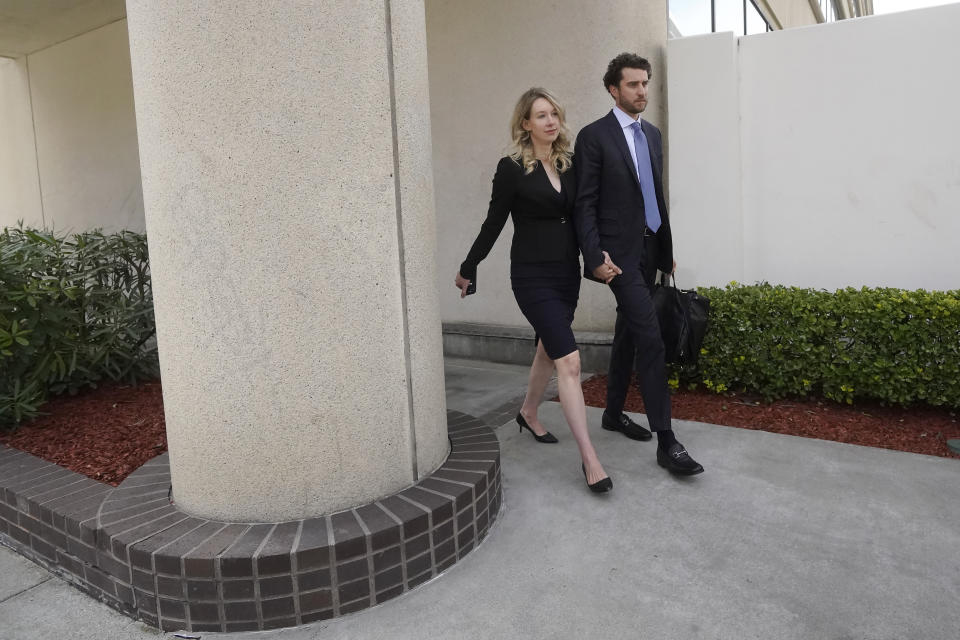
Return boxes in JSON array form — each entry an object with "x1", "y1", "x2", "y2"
[{"x1": 0, "y1": 410, "x2": 502, "y2": 632}]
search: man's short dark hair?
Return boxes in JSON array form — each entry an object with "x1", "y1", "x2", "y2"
[{"x1": 603, "y1": 53, "x2": 653, "y2": 92}]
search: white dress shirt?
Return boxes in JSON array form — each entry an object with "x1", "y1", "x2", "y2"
[{"x1": 612, "y1": 105, "x2": 644, "y2": 181}]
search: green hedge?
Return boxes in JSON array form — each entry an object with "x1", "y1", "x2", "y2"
[
  {"x1": 4, "y1": 228, "x2": 957, "y2": 424},
  {"x1": 673, "y1": 283, "x2": 960, "y2": 408},
  {"x1": 0, "y1": 226, "x2": 158, "y2": 427}
]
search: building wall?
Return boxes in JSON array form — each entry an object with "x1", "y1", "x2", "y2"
[
  {"x1": 0, "y1": 56, "x2": 43, "y2": 228},
  {"x1": 1, "y1": 19, "x2": 143, "y2": 234},
  {"x1": 426, "y1": 0, "x2": 669, "y2": 332},
  {"x1": 666, "y1": 32, "x2": 743, "y2": 287},
  {"x1": 669, "y1": 4, "x2": 960, "y2": 291},
  {"x1": 29, "y1": 19, "x2": 143, "y2": 233}
]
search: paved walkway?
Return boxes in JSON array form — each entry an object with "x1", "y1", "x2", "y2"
[{"x1": 2, "y1": 357, "x2": 959, "y2": 639}]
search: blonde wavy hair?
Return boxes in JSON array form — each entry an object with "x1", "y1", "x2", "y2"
[{"x1": 509, "y1": 87, "x2": 573, "y2": 175}]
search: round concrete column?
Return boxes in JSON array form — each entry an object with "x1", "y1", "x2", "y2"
[{"x1": 126, "y1": 1, "x2": 448, "y2": 521}]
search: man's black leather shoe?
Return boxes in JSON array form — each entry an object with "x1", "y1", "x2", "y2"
[
  {"x1": 601, "y1": 411, "x2": 653, "y2": 441},
  {"x1": 657, "y1": 443, "x2": 704, "y2": 475}
]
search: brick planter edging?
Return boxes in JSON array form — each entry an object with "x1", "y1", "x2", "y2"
[{"x1": 0, "y1": 410, "x2": 502, "y2": 632}]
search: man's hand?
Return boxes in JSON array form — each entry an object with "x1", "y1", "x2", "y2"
[
  {"x1": 454, "y1": 272, "x2": 472, "y2": 298},
  {"x1": 591, "y1": 251, "x2": 622, "y2": 284}
]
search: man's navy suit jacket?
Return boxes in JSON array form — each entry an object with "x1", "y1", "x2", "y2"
[{"x1": 573, "y1": 110, "x2": 673, "y2": 283}]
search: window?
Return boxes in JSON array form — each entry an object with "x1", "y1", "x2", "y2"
[
  {"x1": 669, "y1": 0, "x2": 773, "y2": 38},
  {"x1": 745, "y1": 0, "x2": 769, "y2": 34},
  {"x1": 715, "y1": 0, "x2": 745, "y2": 35},
  {"x1": 820, "y1": 0, "x2": 838, "y2": 21},
  {"x1": 669, "y1": 0, "x2": 712, "y2": 38}
]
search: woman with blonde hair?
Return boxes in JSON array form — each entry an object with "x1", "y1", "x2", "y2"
[{"x1": 455, "y1": 88, "x2": 612, "y2": 493}]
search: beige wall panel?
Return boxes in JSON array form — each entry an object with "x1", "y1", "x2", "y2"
[
  {"x1": 27, "y1": 19, "x2": 144, "y2": 232},
  {"x1": 427, "y1": 0, "x2": 668, "y2": 332},
  {"x1": 0, "y1": 56, "x2": 43, "y2": 228},
  {"x1": 127, "y1": 0, "x2": 444, "y2": 520},
  {"x1": 764, "y1": 0, "x2": 819, "y2": 27}
]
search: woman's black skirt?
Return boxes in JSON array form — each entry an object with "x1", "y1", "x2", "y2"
[{"x1": 511, "y1": 260, "x2": 581, "y2": 360}]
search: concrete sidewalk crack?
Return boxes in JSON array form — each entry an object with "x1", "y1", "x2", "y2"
[{"x1": 0, "y1": 576, "x2": 53, "y2": 604}]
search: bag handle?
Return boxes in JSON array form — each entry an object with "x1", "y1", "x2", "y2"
[{"x1": 658, "y1": 271, "x2": 678, "y2": 288}]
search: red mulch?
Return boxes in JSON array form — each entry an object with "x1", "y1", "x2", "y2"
[
  {"x1": 0, "y1": 380, "x2": 167, "y2": 486},
  {"x1": 581, "y1": 375, "x2": 960, "y2": 459},
  {"x1": 2, "y1": 376, "x2": 958, "y2": 488}
]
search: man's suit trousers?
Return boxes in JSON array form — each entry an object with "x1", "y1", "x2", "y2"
[{"x1": 605, "y1": 234, "x2": 671, "y2": 430}]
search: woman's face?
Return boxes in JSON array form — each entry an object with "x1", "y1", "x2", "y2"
[{"x1": 522, "y1": 97, "x2": 560, "y2": 147}]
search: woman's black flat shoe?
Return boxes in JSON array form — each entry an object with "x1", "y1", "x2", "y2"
[
  {"x1": 516, "y1": 414, "x2": 558, "y2": 443},
  {"x1": 581, "y1": 463, "x2": 613, "y2": 493}
]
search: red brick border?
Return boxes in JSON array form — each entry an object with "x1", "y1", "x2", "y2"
[{"x1": 0, "y1": 410, "x2": 501, "y2": 632}]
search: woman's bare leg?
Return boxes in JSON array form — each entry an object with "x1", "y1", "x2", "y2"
[
  {"x1": 554, "y1": 350, "x2": 608, "y2": 484},
  {"x1": 518, "y1": 341, "x2": 555, "y2": 436}
]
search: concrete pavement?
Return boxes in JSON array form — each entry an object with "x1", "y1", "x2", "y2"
[{"x1": 2, "y1": 357, "x2": 958, "y2": 639}]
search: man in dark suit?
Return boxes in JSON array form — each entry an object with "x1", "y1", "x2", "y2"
[{"x1": 574, "y1": 52, "x2": 703, "y2": 475}]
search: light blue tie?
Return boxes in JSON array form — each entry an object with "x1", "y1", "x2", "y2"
[{"x1": 631, "y1": 121, "x2": 661, "y2": 233}]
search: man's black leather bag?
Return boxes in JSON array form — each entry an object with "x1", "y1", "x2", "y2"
[{"x1": 652, "y1": 274, "x2": 710, "y2": 366}]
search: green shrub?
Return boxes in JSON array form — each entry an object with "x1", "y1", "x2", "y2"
[
  {"x1": 674, "y1": 283, "x2": 960, "y2": 408},
  {"x1": 0, "y1": 226, "x2": 158, "y2": 427}
]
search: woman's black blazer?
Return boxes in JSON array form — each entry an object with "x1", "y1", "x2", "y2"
[{"x1": 459, "y1": 156, "x2": 578, "y2": 281}]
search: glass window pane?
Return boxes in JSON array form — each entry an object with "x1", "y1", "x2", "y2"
[
  {"x1": 669, "y1": 0, "x2": 712, "y2": 38},
  {"x1": 715, "y1": 0, "x2": 745, "y2": 35},
  {"x1": 746, "y1": 0, "x2": 767, "y2": 34},
  {"x1": 823, "y1": 0, "x2": 836, "y2": 21}
]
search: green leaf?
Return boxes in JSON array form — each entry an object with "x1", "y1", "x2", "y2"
[{"x1": 1, "y1": 226, "x2": 159, "y2": 428}]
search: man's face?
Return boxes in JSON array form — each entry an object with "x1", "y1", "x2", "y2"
[{"x1": 610, "y1": 67, "x2": 649, "y2": 116}]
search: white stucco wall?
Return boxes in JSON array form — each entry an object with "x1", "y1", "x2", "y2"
[
  {"x1": 666, "y1": 32, "x2": 743, "y2": 288},
  {"x1": 669, "y1": 4, "x2": 960, "y2": 291},
  {"x1": 426, "y1": 0, "x2": 669, "y2": 332},
  {"x1": 0, "y1": 56, "x2": 43, "y2": 228},
  {"x1": 26, "y1": 19, "x2": 144, "y2": 233}
]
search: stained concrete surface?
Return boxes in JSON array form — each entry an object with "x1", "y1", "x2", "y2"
[{"x1": 2, "y1": 358, "x2": 958, "y2": 639}]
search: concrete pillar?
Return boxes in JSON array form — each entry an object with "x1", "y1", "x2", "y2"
[{"x1": 125, "y1": 0, "x2": 447, "y2": 522}]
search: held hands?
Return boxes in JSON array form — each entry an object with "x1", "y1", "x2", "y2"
[
  {"x1": 591, "y1": 251, "x2": 622, "y2": 284},
  {"x1": 454, "y1": 272, "x2": 472, "y2": 298}
]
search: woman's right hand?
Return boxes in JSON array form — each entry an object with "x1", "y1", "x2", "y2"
[
  {"x1": 454, "y1": 272, "x2": 472, "y2": 298},
  {"x1": 591, "y1": 251, "x2": 622, "y2": 284}
]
